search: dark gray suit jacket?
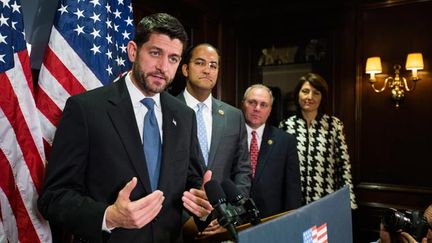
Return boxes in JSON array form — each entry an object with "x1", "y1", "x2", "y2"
[
  {"x1": 250, "y1": 125, "x2": 302, "y2": 218},
  {"x1": 38, "y1": 77, "x2": 205, "y2": 243},
  {"x1": 178, "y1": 93, "x2": 252, "y2": 196}
]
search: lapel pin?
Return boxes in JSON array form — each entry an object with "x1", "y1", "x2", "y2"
[
  {"x1": 172, "y1": 119, "x2": 177, "y2": 126},
  {"x1": 218, "y1": 109, "x2": 224, "y2": 116},
  {"x1": 267, "y1": 139, "x2": 273, "y2": 145}
]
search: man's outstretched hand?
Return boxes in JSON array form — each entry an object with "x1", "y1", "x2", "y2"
[
  {"x1": 182, "y1": 170, "x2": 213, "y2": 218},
  {"x1": 106, "y1": 177, "x2": 164, "y2": 229}
]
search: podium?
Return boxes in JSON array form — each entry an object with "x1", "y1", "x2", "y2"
[
  {"x1": 183, "y1": 211, "x2": 289, "y2": 242},
  {"x1": 239, "y1": 186, "x2": 352, "y2": 242},
  {"x1": 184, "y1": 186, "x2": 353, "y2": 243}
]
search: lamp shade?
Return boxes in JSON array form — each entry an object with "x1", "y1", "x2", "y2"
[
  {"x1": 405, "y1": 53, "x2": 424, "y2": 70},
  {"x1": 366, "y1": 57, "x2": 382, "y2": 74}
]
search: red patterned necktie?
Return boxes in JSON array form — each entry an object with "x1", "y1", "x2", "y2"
[{"x1": 250, "y1": 130, "x2": 258, "y2": 178}]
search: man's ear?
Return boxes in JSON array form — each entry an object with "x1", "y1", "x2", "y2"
[
  {"x1": 181, "y1": 63, "x2": 189, "y2": 77},
  {"x1": 127, "y1": 41, "x2": 137, "y2": 62}
]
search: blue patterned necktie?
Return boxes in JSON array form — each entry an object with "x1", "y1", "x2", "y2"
[
  {"x1": 196, "y1": 103, "x2": 209, "y2": 166},
  {"x1": 141, "y1": 98, "x2": 161, "y2": 191}
]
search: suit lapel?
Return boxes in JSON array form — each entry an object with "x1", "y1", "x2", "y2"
[
  {"x1": 254, "y1": 125, "x2": 274, "y2": 181},
  {"x1": 107, "y1": 78, "x2": 152, "y2": 193},
  {"x1": 208, "y1": 98, "x2": 224, "y2": 168},
  {"x1": 158, "y1": 92, "x2": 180, "y2": 190},
  {"x1": 177, "y1": 92, "x2": 186, "y2": 103},
  {"x1": 178, "y1": 92, "x2": 210, "y2": 169}
]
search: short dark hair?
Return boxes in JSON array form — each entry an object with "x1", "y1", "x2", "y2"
[
  {"x1": 133, "y1": 13, "x2": 188, "y2": 53},
  {"x1": 182, "y1": 43, "x2": 221, "y2": 65},
  {"x1": 293, "y1": 73, "x2": 329, "y2": 114}
]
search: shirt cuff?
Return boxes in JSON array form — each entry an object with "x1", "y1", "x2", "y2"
[
  {"x1": 102, "y1": 208, "x2": 115, "y2": 233},
  {"x1": 199, "y1": 215, "x2": 209, "y2": 221}
]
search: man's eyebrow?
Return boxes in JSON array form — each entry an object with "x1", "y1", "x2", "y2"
[
  {"x1": 148, "y1": 46, "x2": 162, "y2": 51},
  {"x1": 192, "y1": 57, "x2": 218, "y2": 64},
  {"x1": 192, "y1": 57, "x2": 205, "y2": 61}
]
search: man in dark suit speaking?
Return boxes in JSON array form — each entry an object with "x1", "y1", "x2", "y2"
[
  {"x1": 38, "y1": 13, "x2": 212, "y2": 243},
  {"x1": 241, "y1": 84, "x2": 302, "y2": 218}
]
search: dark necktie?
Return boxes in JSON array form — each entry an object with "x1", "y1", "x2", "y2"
[
  {"x1": 141, "y1": 98, "x2": 161, "y2": 191},
  {"x1": 250, "y1": 130, "x2": 258, "y2": 178},
  {"x1": 196, "y1": 103, "x2": 209, "y2": 166}
]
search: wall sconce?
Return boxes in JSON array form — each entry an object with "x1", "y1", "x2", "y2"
[{"x1": 365, "y1": 53, "x2": 424, "y2": 108}]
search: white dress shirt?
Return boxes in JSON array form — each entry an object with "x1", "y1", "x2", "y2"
[
  {"x1": 183, "y1": 89, "x2": 212, "y2": 151},
  {"x1": 126, "y1": 72, "x2": 163, "y2": 143},
  {"x1": 102, "y1": 72, "x2": 164, "y2": 232},
  {"x1": 246, "y1": 124, "x2": 265, "y2": 151}
]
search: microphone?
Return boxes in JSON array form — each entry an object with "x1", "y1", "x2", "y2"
[
  {"x1": 221, "y1": 180, "x2": 261, "y2": 225},
  {"x1": 204, "y1": 180, "x2": 238, "y2": 242}
]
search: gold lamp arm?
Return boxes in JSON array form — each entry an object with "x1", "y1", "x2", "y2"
[
  {"x1": 403, "y1": 76, "x2": 417, "y2": 92},
  {"x1": 370, "y1": 77, "x2": 390, "y2": 93}
]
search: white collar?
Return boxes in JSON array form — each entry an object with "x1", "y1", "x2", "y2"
[
  {"x1": 246, "y1": 123, "x2": 266, "y2": 139},
  {"x1": 126, "y1": 72, "x2": 161, "y2": 109},
  {"x1": 183, "y1": 88, "x2": 212, "y2": 111}
]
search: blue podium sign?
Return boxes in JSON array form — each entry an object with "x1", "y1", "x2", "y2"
[{"x1": 239, "y1": 186, "x2": 353, "y2": 243}]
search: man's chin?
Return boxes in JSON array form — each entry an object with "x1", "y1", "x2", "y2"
[
  {"x1": 148, "y1": 87, "x2": 165, "y2": 94},
  {"x1": 153, "y1": 83, "x2": 170, "y2": 92},
  {"x1": 144, "y1": 78, "x2": 172, "y2": 94}
]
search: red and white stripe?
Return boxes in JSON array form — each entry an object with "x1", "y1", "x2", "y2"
[
  {"x1": 316, "y1": 223, "x2": 328, "y2": 243},
  {"x1": 36, "y1": 27, "x2": 103, "y2": 155},
  {"x1": 311, "y1": 225, "x2": 318, "y2": 242},
  {"x1": 0, "y1": 50, "x2": 52, "y2": 242}
]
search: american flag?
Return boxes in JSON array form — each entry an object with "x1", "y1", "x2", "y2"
[
  {"x1": 303, "y1": 223, "x2": 328, "y2": 243},
  {"x1": 36, "y1": 0, "x2": 134, "y2": 156},
  {"x1": 0, "y1": 0, "x2": 52, "y2": 242}
]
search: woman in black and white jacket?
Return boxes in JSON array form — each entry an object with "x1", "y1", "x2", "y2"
[{"x1": 279, "y1": 73, "x2": 357, "y2": 209}]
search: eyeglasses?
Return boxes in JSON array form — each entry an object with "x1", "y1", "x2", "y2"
[
  {"x1": 245, "y1": 99, "x2": 270, "y2": 109},
  {"x1": 190, "y1": 59, "x2": 219, "y2": 70}
]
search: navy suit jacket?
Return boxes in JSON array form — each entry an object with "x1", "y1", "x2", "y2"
[
  {"x1": 250, "y1": 125, "x2": 302, "y2": 218},
  {"x1": 178, "y1": 93, "x2": 252, "y2": 196},
  {"x1": 38, "y1": 77, "x2": 205, "y2": 243}
]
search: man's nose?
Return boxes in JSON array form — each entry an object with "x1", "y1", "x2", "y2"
[
  {"x1": 253, "y1": 104, "x2": 262, "y2": 111},
  {"x1": 202, "y1": 65, "x2": 210, "y2": 74},
  {"x1": 156, "y1": 57, "x2": 168, "y2": 73}
]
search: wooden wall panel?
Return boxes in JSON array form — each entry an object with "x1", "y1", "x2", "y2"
[
  {"x1": 357, "y1": 0, "x2": 432, "y2": 202},
  {"x1": 351, "y1": 1, "x2": 432, "y2": 241}
]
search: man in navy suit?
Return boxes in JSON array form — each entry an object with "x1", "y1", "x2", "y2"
[
  {"x1": 242, "y1": 84, "x2": 302, "y2": 218},
  {"x1": 38, "y1": 13, "x2": 212, "y2": 243},
  {"x1": 178, "y1": 43, "x2": 251, "y2": 235}
]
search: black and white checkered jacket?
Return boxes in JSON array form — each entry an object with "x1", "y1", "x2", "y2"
[{"x1": 279, "y1": 113, "x2": 357, "y2": 209}]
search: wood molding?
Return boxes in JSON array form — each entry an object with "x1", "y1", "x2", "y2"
[
  {"x1": 357, "y1": 183, "x2": 432, "y2": 194},
  {"x1": 356, "y1": 182, "x2": 432, "y2": 211},
  {"x1": 360, "y1": 0, "x2": 431, "y2": 9}
]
